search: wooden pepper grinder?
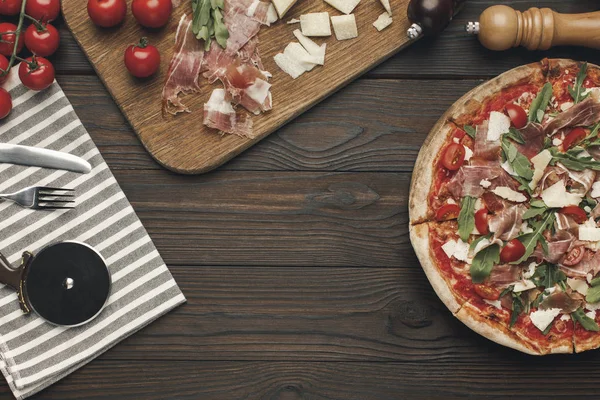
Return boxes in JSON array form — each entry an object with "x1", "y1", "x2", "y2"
[
  {"x1": 407, "y1": 0, "x2": 467, "y2": 39},
  {"x1": 466, "y1": 5, "x2": 600, "y2": 51}
]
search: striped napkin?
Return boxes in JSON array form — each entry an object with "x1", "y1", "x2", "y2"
[{"x1": 0, "y1": 66, "x2": 186, "y2": 398}]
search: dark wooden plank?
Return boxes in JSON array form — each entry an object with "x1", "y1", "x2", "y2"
[
  {"x1": 60, "y1": 75, "x2": 480, "y2": 172},
  {"x1": 113, "y1": 169, "x2": 410, "y2": 266},
  {"x1": 52, "y1": 1, "x2": 600, "y2": 78},
  {"x1": 21, "y1": 359, "x2": 600, "y2": 399}
]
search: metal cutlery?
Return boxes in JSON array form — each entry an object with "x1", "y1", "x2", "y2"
[
  {"x1": 0, "y1": 186, "x2": 75, "y2": 210},
  {"x1": 0, "y1": 144, "x2": 91, "y2": 173}
]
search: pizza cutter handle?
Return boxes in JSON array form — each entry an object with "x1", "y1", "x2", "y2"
[
  {"x1": 0, "y1": 251, "x2": 23, "y2": 291},
  {"x1": 466, "y1": 5, "x2": 600, "y2": 51}
]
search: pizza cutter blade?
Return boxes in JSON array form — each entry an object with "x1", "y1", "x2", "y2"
[{"x1": 0, "y1": 241, "x2": 111, "y2": 327}]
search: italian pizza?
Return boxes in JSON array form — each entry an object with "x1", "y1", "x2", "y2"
[{"x1": 409, "y1": 59, "x2": 600, "y2": 354}]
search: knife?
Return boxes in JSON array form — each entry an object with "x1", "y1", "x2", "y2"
[{"x1": 0, "y1": 144, "x2": 91, "y2": 174}]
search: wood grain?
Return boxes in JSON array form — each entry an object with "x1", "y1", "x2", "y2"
[
  {"x1": 112, "y1": 169, "x2": 411, "y2": 267},
  {"x1": 60, "y1": 74, "x2": 481, "y2": 172},
  {"x1": 62, "y1": 0, "x2": 415, "y2": 174}
]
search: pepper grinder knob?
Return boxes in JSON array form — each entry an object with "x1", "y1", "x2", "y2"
[
  {"x1": 466, "y1": 5, "x2": 600, "y2": 51},
  {"x1": 406, "y1": 0, "x2": 466, "y2": 39}
]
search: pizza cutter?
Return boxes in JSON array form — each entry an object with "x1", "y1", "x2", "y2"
[
  {"x1": 466, "y1": 5, "x2": 600, "y2": 51},
  {"x1": 0, "y1": 241, "x2": 111, "y2": 327},
  {"x1": 406, "y1": 0, "x2": 467, "y2": 39}
]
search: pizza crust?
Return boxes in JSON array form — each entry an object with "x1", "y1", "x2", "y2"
[
  {"x1": 409, "y1": 223, "x2": 461, "y2": 313},
  {"x1": 574, "y1": 334, "x2": 600, "y2": 353}
]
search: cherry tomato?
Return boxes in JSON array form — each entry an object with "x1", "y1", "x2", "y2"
[
  {"x1": 132, "y1": 0, "x2": 172, "y2": 28},
  {"x1": 25, "y1": 0, "x2": 60, "y2": 22},
  {"x1": 435, "y1": 203, "x2": 460, "y2": 221},
  {"x1": 18, "y1": 56, "x2": 55, "y2": 91},
  {"x1": 562, "y1": 127, "x2": 587, "y2": 151},
  {"x1": 451, "y1": 128, "x2": 466, "y2": 141},
  {"x1": 562, "y1": 246, "x2": 585, "y2": 266},
  {"x1": 24, "y1": 23, "x2": 60, "y2": 57},
  {"x1": 505, "y1": 103, "x2": 528, "y2": 129},
  {"x1": 474, "y1": 208, "x2": 490, "y2": 235},
  {"x1": 0, "y1": 22, "x2": 24, "y2": 56},
  {"x1": 0, "y1": 87, "x2": 12, "y2": 119},
  {"x1": 500, "y1": 239, "x2": 526, "y2": 263},
  {"x1": 88, "y1": 0, "x2": 127, "y2": 28},
  {"x1": 0, "y1": 54, "x2": 9, "y2": 85},
  {"x1": 441, "y1": 143, "x2": 465, "y2": 171},
  {"x1": 474, "y1": 284, "x2": 501, "y2": 301},
  {"x1": 124, "y1": 37, "x2": 160, "y2": 78},
  {"x1": 0, "y1": 0, "x2": 22, "y2": 15},
  {"x1": 559, "y1": 206, "x2": 587, "y2": 224}
]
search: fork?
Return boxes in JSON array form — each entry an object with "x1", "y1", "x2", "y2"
[{"x1": 0, "y1": 186, "x2": 75, "y2": 210}]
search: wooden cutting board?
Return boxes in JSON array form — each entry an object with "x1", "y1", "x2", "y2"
[{"x1": 63, "y1": 0, "x2": 414, "y2": 174}]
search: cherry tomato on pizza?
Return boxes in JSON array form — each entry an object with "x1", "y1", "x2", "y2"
[
  {"x1": 25, "y1": 0, "x2": 60, "y2": 22},
  {"x1": 499, "y1": 239, "x2": 526, "y2": 263},
  {"x1": 24, "y1": 23, "x2": 60, "y2": 57},
  {"x1": 474, "y1": 208, "x2": 490, "y2": 235},
  {"x1": 562, "y1": 127, "x2": 587, "y2": 151},
  {"x1": 441, "y1": 143, "x2": 465, "y2": 171},
  {"x1": 0, "y1": 0, "x2": 22, "y2": 15},
  {"x1": 0, "y1": 54, "x2": 9, "y2": 85},
  {"x1": 88, "y1": 0, "x2": 127, "y2": 28},
  {"x1": 0, "y1": 23, "x2": 24, "y2": 56},
  {"x1": 0, "y1": 88, "x2": 12, "y2": 119},
  {"x1": 562, "y1": 246, "x2": 585, "y2": 266},
  {"x1": 124, "y1": 38, "x2": 160, "y2": 78},
  {"x1": 131, "y1": 0, "x2": 172, "y2": 28},
  {"x1": 559, "y1": 206, "x2": 587, "y2": 224},
  {"x1": 18, "y1": 56, "x2": 55, "y2": 91},
  {"x1": 435, "y1": 203, "x2": 460, "y2": 221},
  {"x1": 505, "y1": 103, "x2": 527, "y2": 129},
  {"x1": 473, "y1": 284, "x2": 500, "y2": 301}
]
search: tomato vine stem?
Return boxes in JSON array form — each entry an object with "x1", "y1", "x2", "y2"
[{"x1": 0, "y1": 0, "x2": 29, "y2": 78}]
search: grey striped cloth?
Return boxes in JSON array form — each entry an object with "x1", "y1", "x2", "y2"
[{"x1": 0, "y1": 67, "x2": 186, "y2": 398}]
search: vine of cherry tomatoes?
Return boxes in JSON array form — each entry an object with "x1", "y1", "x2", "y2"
[
  {"x1": 87, "y1": 0, "x2": 170, "y2": 78},
  {"x1": 0, "y1": 0, "x2": 61, "y2": 120}
]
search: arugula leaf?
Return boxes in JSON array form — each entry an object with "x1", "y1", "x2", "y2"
[
  {"x1": 568, "y1": 62, "x2": 590, "y2": 104},
  {"x1": 580, "y1": 197, "x2": 597, "y2": 211},
  {"x1": 192, "y1": 0, "x2": 229, "y2": 50},
  {"x1": 581, "y1": 122, "x2": 600, "y2": 148},
  {"x1": 506, "y1": 127, "x2": 525, "y2": 144},
  {"x1": 586, "y1": 286, "x2": 600, "y2": 303},
  {"x1": 463, "y1": 125, "x2": 476, "y2": 140},
  {"x1": 531, "y1": 292, "x2": 544, "y2": 309},
  {"x1": 501, "y1": 137, "x2": 534, "y2": 180},
  {"x1": 530, "y1": 199, "x2": 546, "y2": 208},
  {"x1": 458, "y1": 196, "x2": 476, "y2": 242},
  {"x1": 549, "y1": 146, "x2": 600, "y2": 171},
  {"x1": 499, "y1": 285, "x2": 514, "y2": 299},
  {"x1": 591, "y1": 276, "x2": 600, "y2": 287},
  {"x1": 572, "y1": 307, "x2": 600, "y2": 331},
  {"x1": 542, "y1": 321, "x2": 554, "y2": 335},
  {"x1": 469, "y1": 233, "x2": 492, "y2": 251},
  {"x1": 510, "y1": 293, "x2": 524, "y2": 327},
  {"x1": 531, "y1": 263, "x2": 566, "y2": 288},
  {"x1": 512, "y1": 212, "x2": 556, "y2": 264},
  {"x1": 528, "y1": 83, "x2": 553, "y2": 123},
  {"x1": 470, "y1": 244, "x2": 500, "y2": 284},
  {"x1": 522, "y1": 206, "x2": 547, "y2": 220}
]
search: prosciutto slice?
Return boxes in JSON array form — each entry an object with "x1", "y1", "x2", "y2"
[
  {"x1": 488, "y1": 264, "x2": 521, "y2": 286},
  {"x1": 162, "y1": 15, "x2": 205, "y2": 115},
  {"x1": 488, "y1": 205, "x2": 526, "y2": 241},
  {"x1": 228, "y1": 0, "x2": 273, "y2": 25},
  {"x1": 539, "y1": 291, "x2": 582, "y2": 313},
  {"x1": 555, "y1": 213, "x2": 579, "y2": 235},
  {"x1": 515, "y1": 122, "x2": 544, "y2": 159},
  {"x1": 473, "y1": 122, "x2": 501, "y2": 161},
  {"x1": 223, "y1": 0, "x2": 262, "y2": 54},
  {"x1": 446, "y1": 165, "x2": 499, "y2": 198},
  {"x1": 556, "y1": 163, "x2": 596, "y2": 195},
  {"x1": 482, "y1": 192, "x2": 506, "y2": 212},
  {"x1": 561, "y1": 249, "x2": 600, "y2": 278},
  {"x1": 544, "y1": 96, "x2": 600, "y2": 136},
  {"x1": 203, "y1": 88, "x2": 253, "y2": 137}
]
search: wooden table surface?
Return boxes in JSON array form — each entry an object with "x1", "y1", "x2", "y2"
[{"x1": 6, "y1": 0, "x2": 600, "y2": 398}]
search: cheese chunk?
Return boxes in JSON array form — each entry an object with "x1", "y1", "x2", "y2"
[
  {"x1": 463, "y1": 145, "x2": 473, "y2": 161},
  {"x1": 274, "y1": 53, "x2": 305, "y2": 79},
  {"x1": 441, "y1": 239, "x2": 470, "y2": 262},
  {"x1": 487, "y1": 111, "x2": 510, "y2": 142},
  {"x1": 523, "y1": 262, "x2": 537, "y2": 279},
  {"x1": 283, "y1": 42, "x2": 320, "y2": 71},
  {"x1": 331, "y1": 14, "x2": 358, "y2": 40},
  {"x1": 513, "y1": 280, "x2": 536, "y2": 292},
  {"x1": 324, "y1": 0, "x2": 361, "y2": 14},
  {"x1": 484, "y1": 299, "x2": 502, "y2": 310},
  {"x1": 591, "y1": 181, "x2": 600, "y2": 198},
  {"x1": 491, "y1": 186, "x2": 527, "y2": 203},
  {"x1": 373, "y1": 12, "x2": 392, "y2": 31},
  {"x1": 530, "y1": 308, "x2": 561, "y2": 332},
  {"x1": 541, "y1": 180, "x2": 582, "y2": 208},
  {"x1": 587, "y1": 310, "x2": 597, "y2": 320},
  {"x1": 272, "y1": 0, "x2": 298, "y2": 18},
  {"x1": 560, "y1": 101, "x2": 574, "y2": 111},
  {"x1": 480, "y1": 179, "x2": 491, "y2": 189},
  {"x1": 292, "y1": 29, "x2": 326, "y2": 65},
  {"x1": 567, "y1": 278, "x2": 589, "y2": 296},
  {"x1": 529, "y1": 150, "x2": 552, "y2": 190},
  {"x1": 501, "y1": 160, "x2": 517, "y2": 176},
  {"x1": 588, "y1": 302, "x2": 600, "y2": 311},
  {"x1": 379, "y1": 0, "x2": 391, "y2": 15},
  {"x1": 300, "y1": 12, "x2": 331, "y2": 37},
  {"x1": 560, "y1": 314, "x2": 570, "y2": 321},
  {"x1": 580, "y1": 225, "x2": 600, "y2": 241}
]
